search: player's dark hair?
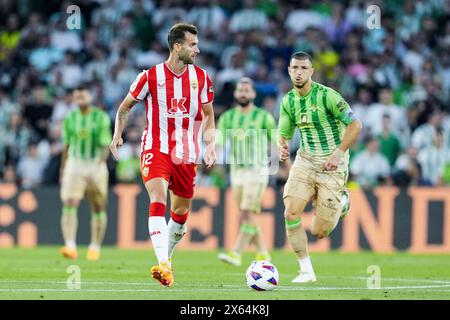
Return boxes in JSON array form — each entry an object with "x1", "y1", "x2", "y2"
[
  {"x1": 74, "y1": 85, "x2": 88, "y2": 92},
  {"x1": 290, "y1": 51, "x2": 313, "y2": 63},
  {"x1": 168, "y1": 23, "x2": 198, "y2": 51}
]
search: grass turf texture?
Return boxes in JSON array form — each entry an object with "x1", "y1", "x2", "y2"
[{"x1": 0, "y1": 246, "x2": 449, "y2": 300}]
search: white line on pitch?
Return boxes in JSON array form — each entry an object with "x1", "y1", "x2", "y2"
[{"x1": 1, "y1": 284, "x2": 450, "y2": 293}]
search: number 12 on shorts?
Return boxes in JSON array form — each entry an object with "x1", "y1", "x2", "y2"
[{"x1": 143, "y1": 152, "x2": 153, "y2": 166}]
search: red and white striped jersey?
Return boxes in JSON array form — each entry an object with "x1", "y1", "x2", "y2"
[{"x1": 129, "y1": 62, "x2": 214, "y2": 163}]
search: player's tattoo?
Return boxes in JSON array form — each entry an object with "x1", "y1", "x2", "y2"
[{"x1": 118, "y1": 109, "x2": 129, "y2": 122}]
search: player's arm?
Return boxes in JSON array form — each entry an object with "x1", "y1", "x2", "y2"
[
  {"x1": 110, "y1": 93, "x2": 139, "y2": 160},
  {"x1": 98, "y1": 113, "x2": 113, "y2": 163},
  {"x1": 59, "y1": 144, "x2": 69, "y2": 184},
  {"x1": 202, "y1": 101, "x2": 217, "y2": 168},
  {"x1": 59, "y1": 115, "x2": 70, "y2": 183},
  {"x1": 324, "y1": 93, "x2": 363, "y2": 171},
  {"x1": 277, "y1": 97, "x2": 295, "y2": 162}
]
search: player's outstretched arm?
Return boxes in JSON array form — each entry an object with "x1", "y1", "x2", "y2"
[
  {"x1": 202, "y1": 102, "x2": 216, "y2": 168},
  {"x1": 323, "y1": 119, "x2": 362, "y2": 171},
  {"x1": 110, "y1": 93, "x2": 138, "y2": 160}
]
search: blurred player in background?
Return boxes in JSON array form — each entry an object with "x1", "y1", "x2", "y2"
[
  {"x1": 217, "y1": 77, "x2": 276, "y2": 266},
  {"x1": 109, "y1": 23, "x2": 216, "y2": 287},
  {"x1": 59, "y1": 86, "x2": 112, "y2": 261},
  {"x1": 278, "y1": 52, "x2": 362, "y2": 283}
]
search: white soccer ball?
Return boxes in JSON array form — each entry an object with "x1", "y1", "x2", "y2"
[{"x1": 246, "y1": 260, "x2": 279, "y2": 291}]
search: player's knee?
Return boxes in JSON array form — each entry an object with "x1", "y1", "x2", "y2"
[
  {"x1": 283, "y1": 197, "x2": 305, "y2": 218},
  {"x1": 171, "y1": 206, "x2": 189, "y2": 216},
  {"x1": 65, "y1": 199, "x2": 79, "y2": 207},
  {"x1": 284, "y1": 209, "x2": 300, "y2": 221},
  {"x1": 241, "y1": 209, "x2": 252, "y2": 221},
  {"x1": 91, "y1": 204, "x2": 104, "y2": 213},
  {"x1": 311, "y1": 227, "x2": 328, "y2": 239},
  {"x1": 148, "y1": 191, "x2": 166, "y2": 204}
]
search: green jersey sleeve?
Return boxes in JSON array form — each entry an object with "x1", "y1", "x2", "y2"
[
  {"x1": 98, "y1": 112, "x2": 112, "y2": 147},
  {"x1": 278, "y1": 95, "x2": 295, "y2": 140},
  {"x1": 326, "y1": 89, "x2": 357, "y2": 125}
]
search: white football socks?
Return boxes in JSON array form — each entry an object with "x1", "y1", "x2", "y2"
[
  {"x1": 168, "y1": 219, "x2": 187, "y2": 258},
  {"x1": 299, "y1": 256, "x2": 315, "y2": 274},
  {"x1": 148, "y1": 216, "x2": 169, "y2": 265}
]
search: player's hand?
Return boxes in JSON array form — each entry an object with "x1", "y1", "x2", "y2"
[
  {"x1": 323, "y1": 148, "x2": 344, "y2": 171},
  {"x1": 278, "y1": 140, "x2": 290, "y2": 162},
  {"x1": 109, "y1": 136, "x2": 123, "y2": 161},
  {"x1": 204, "y1": 144, "x2": 217, "y2": 169}
]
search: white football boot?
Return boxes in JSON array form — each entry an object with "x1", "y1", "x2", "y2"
[{"x1": 292, "y1": 271, "x2": 317, "y2": 283}]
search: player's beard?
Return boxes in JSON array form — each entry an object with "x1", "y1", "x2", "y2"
[
  {"x1": 79, "y1": 104, "x2": 90, "y2": 111},
  {"x1": 236, "y1": 97, "x2": 251, "y2": 107},
  {"x1": 179, "y1": 50, "x2": 194, "y2": 64}
]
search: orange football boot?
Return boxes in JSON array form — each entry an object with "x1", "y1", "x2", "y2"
[{"x1": 150, "y1": 261, "x2": 174, "y2": 287}]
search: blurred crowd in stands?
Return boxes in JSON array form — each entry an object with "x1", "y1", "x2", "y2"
[{"x1": 1, "y1": 0, "x2": 450, "y2": 189}]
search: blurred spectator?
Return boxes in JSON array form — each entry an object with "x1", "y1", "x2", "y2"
[
  {"x1": 29, "y1": 35, "x2": 63, "y2": 72},
  {"x1": 0, "y1": 14, "x2": 20, "y2": 62},
  {"x1": 84, "y1": 46, "x2": 110, "y2": 83},
  {"x1": 352, "y1": 86, "x2": 373, "y2": 138},
  {"x1": 131, "y1": 0, "x2": 155, "y2": 50},
  {"x1": 1, "y1": 112, "x2": 34, "y2": 169},
  {"x1": 392, "y1": 146, "x2": 431, "y2": 187},
  {"x1": 41, "y1": 125, "x2": 64, "y2": 185},
  {"x1": 377, "y1": 114, "x2": 402, "y2": 166},
  {"x1": 350, "y1": 136, "x2": 391, "y2": 189},
  {"x1": 49, "y1": 18, "x2": 82, "y2": 53},
  {"x1": 411, "y1": 110, "x2": 442, "y2": 151},
  {"x1": 16, "y1": 143, "x2": 46, "y2": 188},
  {"x1": 187, "y1": 0, "x2": 226, "y2": 34},
  {"x1": 51, "y1": 90, "x2": 76, "y2": 128},
  {"x1": 54, "y1": 51, "x2": 83, "y2": 89},
  {"x1": 115, "y1": 126, "x2": 141, "y2": 183},
  {"x1": 366, "y1": 87, "x2": 409, "y2": 145},
  {"x1": 417, "y1": 129, "x2": 449, "y2": 185},
  {"x1": 229, "y1": 0, "x2": 268, "y2": 33},
  {"x1": 285, "y1": 7, "x2": 325, "y2": 34},
  {"x1": 22, "y1": 86, "x2": 52, "y2": 140}
]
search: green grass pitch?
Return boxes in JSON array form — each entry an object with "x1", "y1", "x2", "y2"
[{"x1": 0, "y1": 246, "x2": 449, "y2": 300}]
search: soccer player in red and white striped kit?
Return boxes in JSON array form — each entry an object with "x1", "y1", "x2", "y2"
[{"x1": 110, "y1": 23, "x2": 216, "y2": 287}]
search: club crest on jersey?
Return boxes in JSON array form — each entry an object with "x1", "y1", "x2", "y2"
[
  {"x1": 143, "y1": 167, "x2": 149, "y2": 177},
  {"x1": 190, "y1": 80, "x2": 198, "y2": 89},
  {"x1": 165, "y1": 97, "x2": 190, "y2": 118}
]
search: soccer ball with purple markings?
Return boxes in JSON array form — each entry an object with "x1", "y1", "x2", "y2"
[{"x1": 246, "y1": 260, "x2": 279, "y2": 291}]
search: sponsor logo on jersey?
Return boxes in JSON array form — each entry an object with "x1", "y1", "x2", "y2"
[
  {"x1": 150, "y1": 230, "x2": 161, "y2": 236},
  {"x1": 165, "y1": 97, "x2": 189, "y2": 118}
]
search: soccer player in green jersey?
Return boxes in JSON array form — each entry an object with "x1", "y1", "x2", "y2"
[
  {"x1": 278, "y1": 52, "x2": 362, "y2": 283},
  {"x1": 217, "y1": 77, "x2": 277, "y2": 266},
  {"x1": 59, "y1": 86, "x2": 112, "y2": 261}
]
